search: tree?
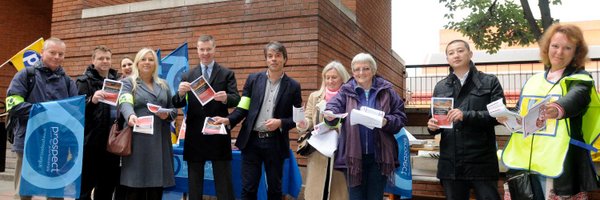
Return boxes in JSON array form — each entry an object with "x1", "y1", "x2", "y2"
[{"x1": 440, "y1": 0, "x2": 562, "y2": 54}]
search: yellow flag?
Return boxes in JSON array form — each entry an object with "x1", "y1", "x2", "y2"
[{"x1": 6, "y1": 38, "x2": 44, "y2": 71}]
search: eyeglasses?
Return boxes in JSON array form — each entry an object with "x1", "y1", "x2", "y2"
[
  {"x1": 352, "y1": 67, "x2": 371, "y2": 73},
  {"x1": 121, "y1": 63, "x2": 133, "y2": 67}
]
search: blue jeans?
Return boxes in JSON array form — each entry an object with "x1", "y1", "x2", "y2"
[{"x1": 348, "y1": 154, "x2": 387, "y2": 200}]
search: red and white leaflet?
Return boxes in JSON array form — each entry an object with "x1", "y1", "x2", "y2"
[
  {"x1": 202, "y1": 117, "x2": 226, "y2": 135},
  {"x1": 133, "y1": 116, "x2": 154, "y2": 134},
  {"x1": 189, "y1": 76, "x2": 216, "y2": 106},
  {"x1": 99, "y1": 79, "x2": 123, "y2": 106},
  {"x1": 431, "y1": 97, "x2": 454, "y2": 129},
  {"x1": 146, "y1": 103, "x2": 173, "y2": 113}
]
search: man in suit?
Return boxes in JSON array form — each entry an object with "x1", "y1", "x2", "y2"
[
  {"x1": 214, "y1": 41, "x2": 302, "y2": 200},
  {"x1": 172, "y1": 34, "x2": 240, "y2": 200}
]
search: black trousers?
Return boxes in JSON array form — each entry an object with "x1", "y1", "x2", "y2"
[
  {"x1": 77, "y1": 145, "x2": 120, "y2": 200},
  {"x1": 188, "y1": 160, "x2": 235, "y2": 200},
  {"x1": 241, "y1": 136, "x2": 284, "y2": 200},
  {"x1": 441, "y1": 179, "x2": 500, "y2": 200}
]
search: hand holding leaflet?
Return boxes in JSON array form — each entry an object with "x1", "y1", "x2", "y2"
[
  {"x1": 202, "y1": 117, "x2": 227, "y2": 135},
  {"x1": 189, "y1": 76, "x2": 216, "y2": 105},
  {"x1": 133, "y1": 116, "x2": 154, "y2": 134},
  {"x1": 486, "y1": 98, "x2": 522, "y2": 132},
  {"x1": 293, "y1": 106, "x2": 305, "y2": 123},
  {"x1": 99, "y1": 79, "x2": 123, "y2": 106},
  {"x1": 431, "y1": 97, "x2": 453, "y2": 129},
  {"x1": 522, "y1": 96, "x2": 552, "y2": 138},
  {"x1": 350, "y1": 106, "x2": 385, "y2": 130}
]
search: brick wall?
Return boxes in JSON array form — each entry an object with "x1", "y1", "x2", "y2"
[
  {"x1": 46, "y1": 0, "x2": 403, "y2": 167},
  {"x1": 0, "y1": 0, "x2": 52, "y2": 102}
]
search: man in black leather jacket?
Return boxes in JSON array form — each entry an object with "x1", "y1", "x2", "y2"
[
  {"x1": 427, "y1": 40, "x2": 505, "y2": 200},
  {"x1": 76, "y1": 46, "x2": 120, "y2": 200}
]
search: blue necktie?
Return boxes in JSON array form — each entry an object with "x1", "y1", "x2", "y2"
[{"x1": 203, "y1": 66, "x2": 210, "y2": 80}]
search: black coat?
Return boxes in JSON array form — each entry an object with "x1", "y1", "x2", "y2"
[
  {"x1": 228, "y1": 71, "x2": 302, "y2": 159},
  {"x1": 172, "y1": 62, "x2": 240, "y2": 161},
  {"x1": 428, "y1": 63, "x2": 504, "y2": 180},
  {"x1": 76, "y1": 64, "x2": 119, "y2": 149}
]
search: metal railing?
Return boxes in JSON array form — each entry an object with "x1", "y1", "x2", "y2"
[{"x1": 405, "y1": 62, "x2": 600, "y2": 108}]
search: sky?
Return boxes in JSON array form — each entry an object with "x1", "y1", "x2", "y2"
[{"x1": 392, "y1": 0, "x2": 600, "y2": 65}]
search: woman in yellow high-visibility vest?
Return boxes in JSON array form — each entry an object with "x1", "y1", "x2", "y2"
[{"x1": 499, "y1": 24, "x2": 600, "y2": 199}]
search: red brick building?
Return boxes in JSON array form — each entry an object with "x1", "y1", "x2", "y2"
[{"x1": 1, "y1": 0, "x2": 405, "y2": 164}]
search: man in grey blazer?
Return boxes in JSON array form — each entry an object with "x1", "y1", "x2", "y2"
[{"x1": 172, "y1": 34, "x2": 240, "y2": 200}]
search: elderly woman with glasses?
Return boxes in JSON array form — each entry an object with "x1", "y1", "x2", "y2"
[{"x1": 324, "y1": 53, "x2": 407, "y2": 200}]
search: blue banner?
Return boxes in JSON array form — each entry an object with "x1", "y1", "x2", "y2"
[
  {"x1": 158, "y1": 43, "x2": 189, "y2": 95},
  {"x1": 385, "y1": 127, "x2": 413, "y2": 199},
  {"x1": 20, "y1": 96, "x2": 85, "y2": 198}
]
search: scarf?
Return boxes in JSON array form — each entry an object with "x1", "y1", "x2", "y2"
[{"x1": 324, "y1": 87, "x2": 339, "y2": 102}]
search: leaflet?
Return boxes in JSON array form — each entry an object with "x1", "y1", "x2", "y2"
[
  {"x1": 133, "y1": 116, "x2": 154, "y2": 134},
  {"x1": 146, "y1": 103, "x2": 174, "y2": 113},
  {"x1": 486, "y1": 98, "x2": 522, "y2": 132},
  {"x1": 99, "y1": 79, "x2": 123, "y2": 106},
  {"x1": 307, "y1": 129, "x2": 338, "y2": 158},
  {"x1": 202, "y1": 117, "x2": 227, "y2": 135},
  {"x1": 522, "y1": 96, "x2": 552, "y2": 138},
  {"x1": 292, "y1": 106, "x2": 305, "y2": 123},
  {"x1": 431, "y1": 97, "x2": 453, "y2": 129},
  {"x1": 322, "y1": 110, "x2": 348, "y2": 119},
  {"x1": 350, "y1": 106, "x2": 385, "y2": 130},
  {"x1": 311, "y1": 122, "x2": 332, "y2": 135},
  {"x1": 189, "y1": 76, "x2": 216, "y2": 106}
]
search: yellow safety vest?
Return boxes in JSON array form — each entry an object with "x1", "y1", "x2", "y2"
[{"x1": 502, "y1": 72, "x2": 571, "y2": 177}]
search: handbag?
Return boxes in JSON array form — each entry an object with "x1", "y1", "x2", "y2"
[
  {"x1": 506, "y1": 170, "x2": 544, "y2": 200},
  {"x1": 296, "y1": 131, "x2": 316, "y2": 156},
  {"x1": 107, "y1": 105, "x2": 132, "y2": 156}
]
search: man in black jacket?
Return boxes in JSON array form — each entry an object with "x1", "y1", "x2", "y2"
[
  {"x1": 172, "y1": 35, "x2": 240, "y2": 200},
  {"x1": 427, "y1": 40, "x2": 504, "y2": 200},
  {"x1": 214, "y1": 41, "x2": 302, "y2": 200},
  {"x1": 76, "y1": 45, "x2": 120, "y2": 200}
]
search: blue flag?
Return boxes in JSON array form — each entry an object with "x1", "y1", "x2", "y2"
[
  {"x1": 158, "y1": 43, "x2": 189, "y2": 94},
  {"x1": 20, "y1": 96, "x2": 85, "y2": 198},
  {"x1": 385, "y1": 127, "x2": 412, "y2": 199}
]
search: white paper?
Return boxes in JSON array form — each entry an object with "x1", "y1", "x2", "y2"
[
  {"x1": 486, "y1": 98, "x2": 522, "y2": 132},
  {"x1": 307, "y1": 130, "x2": 338, "y2": 158},
  {"x1": 202, "y1": 117, "x2": 227, "y2": 135},
  {"x1": 522, "y1": 96, "x2": 552, "y2": 138},
  {"x1": 99, "y1": 79, "x2": 123, "y2": 106},
  {"x1": 316, "y1": 100, "x2": 326, "y2": 112},
  {"x1": 292, "y1": 106, "x2": 305, "y2": 123},
  {"x1": 146, "y1": 103, "x2": 174, "y2": 114},
  {"x1": 349, "y1": 107, "x2": 384, "y2": 129},
  {"x1": 133, "y1": 116, "x2": 154, "y2": 134},
  {"x1": 322, "y1": 110, "x2": 348, "y2": 119},
  {"x1": 311, "y1": 122, "x2": 332, "y2": 135}
]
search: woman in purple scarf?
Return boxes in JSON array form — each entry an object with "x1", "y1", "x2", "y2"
[{"x1": 325, "y1": 53, "x2": 407, "y2": 200}]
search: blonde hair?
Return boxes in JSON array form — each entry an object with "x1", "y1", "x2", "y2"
[
  {"x1": 316, "y1": 61, "x2": 350, "y2": 96},
  {"x1": 128, "y1": 48, "x2": 169, "y2": 92}
]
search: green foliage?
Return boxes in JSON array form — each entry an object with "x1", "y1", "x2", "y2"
[{"x1": 440, "y1": 0, "x2": 560, "y2": 54}]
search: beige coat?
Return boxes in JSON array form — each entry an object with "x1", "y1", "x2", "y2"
[{"x1": 299, "y1": 91, "x2": 348, "y2": 200}]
